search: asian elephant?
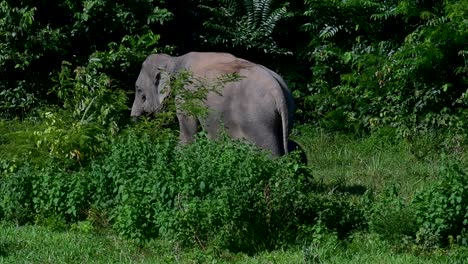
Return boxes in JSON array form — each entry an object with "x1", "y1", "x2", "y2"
[{"x1": 131, "y1": 52, "x2": 295, "y2": 156}]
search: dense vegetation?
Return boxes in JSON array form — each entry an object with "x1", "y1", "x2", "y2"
[{"x1": 1, "y1": 0, "x2": 468, "y2": 262}]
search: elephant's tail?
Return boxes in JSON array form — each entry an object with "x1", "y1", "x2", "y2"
[
  {"x1": 279, "y1": 83, "x2": 293, "y2": 155},
  {"x1": 259, "y1": 65, "x2": 295, "y2": 155},
  {"x1": 281, "y1": 100, "x2": 289, "y2": 155}
]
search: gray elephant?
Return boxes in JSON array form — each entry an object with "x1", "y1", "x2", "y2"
[{"x1": 131, "y1": 52, "x2": 295, "y2": 156}]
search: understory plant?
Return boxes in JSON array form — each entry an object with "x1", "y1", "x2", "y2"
[
  {"x1": 413, "y1": 160, "x2": 468, "y2": 248},
  {"x1": 0, "y1": 128, "x2": 367, "y2": 252}
]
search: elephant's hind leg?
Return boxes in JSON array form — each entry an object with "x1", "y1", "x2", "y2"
[{"x1": 242, "y1": 123, "x2": 284, "y2": 156}]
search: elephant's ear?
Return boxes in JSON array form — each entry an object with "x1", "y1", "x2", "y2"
[{"x1": 156, "y1": 70, "x2": 171, "y2": 105}]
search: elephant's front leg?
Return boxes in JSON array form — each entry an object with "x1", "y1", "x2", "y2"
[{"x1": 177, "y1": 113, "x2": 199, "y2": 144}]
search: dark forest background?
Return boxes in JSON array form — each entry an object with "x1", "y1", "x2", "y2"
[{"x1": 1, "y1": 0, "x2": 466, "y2": 136}]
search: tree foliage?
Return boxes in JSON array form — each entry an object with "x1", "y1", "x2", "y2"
[
  {"x1": 300, "y1": 0, "x2": 468, "y2": 135},
  {"x1": 0, "y1": 0, "x2": 171, "y2": 118},
  {"x1": 196, "y1": 0, "x2": 292, "y2": 56},
  {"x1": 1, "y1": 0, "x2": 467, "y2": 137}
]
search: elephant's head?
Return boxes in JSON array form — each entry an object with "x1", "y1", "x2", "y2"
[{"x1": 131, "y1": 54, "x2": 176, "y2": 117}]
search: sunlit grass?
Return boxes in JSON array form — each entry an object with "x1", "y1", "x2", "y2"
[
  {"x1": 2, "y1": 223, "x2": 466, "y2": 264},
  {"x1": 294, "y1": 126, "x2": 444, "y2": 199}
]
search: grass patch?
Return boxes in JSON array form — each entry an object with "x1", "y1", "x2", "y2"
[
  {"x1": 1, "y1": 223, "x2": 466, "y2": 263},
  {"x1": 0, "y1": 223, "x2": 153, "y2": 263},
  {"x1": 0, "y1": 222, "x2": 301, "y2": 263},
  {"x1": 294, "y1": 126, "x2": 443, "y2": 198},
  {"x1": 309, "y1": 232, "x2": 468, "y2": 264}
]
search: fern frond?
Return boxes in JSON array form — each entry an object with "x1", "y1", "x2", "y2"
[
  {"x1": 426, "y1": 16, "x2": 448, "y2": 27},
  {"x1": 371, "y1": 7, "x2": 398, "y2": 21},
  {"x1": 319, "y1": 25, "x2": 341, "y2": 39},
  {"x1": 262, "y1": 6, "x2": 288, "y2": 36},
  {"x1": 244, "y1": 0, "x2": 255, "y2": 27},
  {"x1": 258, "y1": 0, "x2": 272, "y2": 27}
]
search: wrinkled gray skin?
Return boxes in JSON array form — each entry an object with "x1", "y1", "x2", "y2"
[{"x1": 131, "y1": 52, "x2": 295, "y2": 156}]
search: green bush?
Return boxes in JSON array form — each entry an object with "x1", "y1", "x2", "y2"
[
  {"x1": 413, "y1": 160, "x2": 468, "y2": 247},
  {"x1": 32, "y1": 160, "x2": 92, "y2": 223},
  {"x1": 1, "y1": 128, "x2": 367, "y2": 253},
  {"x1": 299, "y1": 0, "x2": 468, "y2": 135},
  {"x1": 0, "y1": 0, "x2": 173, "y2": 119},
  {"x1": 166, "y1": 134, "x2": 285, "y2": 252},
  {"x1": 163, "y1": 134, "x2": 365, "y2": 252},
  {"x1": 0, "y1": 164, "x2": 35, "y2": 225},
  {"x1": 0, "y1": 160, "x2": 93, "y2": 225},
  {"x1": 97, "y1": 131, "x2": 177, "y2": 243},
  {"x1": 367, "y1": 185, "x2": 418, "y2": 242},
  {"x1": 82, "y1": 130, "x2": 365, "y2": 251},
  {"x1": 32, "y1": 110, "x2": 110, "y2": 166}
]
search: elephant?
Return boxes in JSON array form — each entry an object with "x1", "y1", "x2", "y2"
[{"x1": 131, "y1": 52, "x2": 295, "y2": 156}]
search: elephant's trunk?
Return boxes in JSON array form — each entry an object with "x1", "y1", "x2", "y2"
[
  {"x1": 131, "y1": 116, "x2": 140, "y2": 123},
  {"x1": 130, "y1": 98, "x2": 143, "y2": 118}
]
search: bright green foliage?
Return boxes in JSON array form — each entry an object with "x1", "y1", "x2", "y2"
[
  {"x1": 90, "y1": 132, "x2": 365, "y2": 251},
  {"x1": 0, "y1": 130, "x2": 366, "y2": 252},
  {"x1": 32, "y1": 163, "x2": 92, "y2": 223},
  {"x1": 3, "y1": 122, "x2": 468, "y2": 255},
  {"x1": 32, "y1": 32, "x2": 166, "y2": 164},
  {"x1": 32, "y1": 110, "x2": 110, "y2": 164},
  {"x1": 94, "y1": 131, "x2": 177, "y2": 244},
  {"x1": 413, "y1": 161, "x2": 468, "y2": 247},
  {"x1": 166, "y1": 134, "x2": 282, "y2": 251},
  {"x1": 0, "y1": 161, "x2": 92, "y2": 225}
]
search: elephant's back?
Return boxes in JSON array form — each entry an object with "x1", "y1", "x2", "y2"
[{"x1": 181, "y1": 52, "x2": 239, "y2": 71}]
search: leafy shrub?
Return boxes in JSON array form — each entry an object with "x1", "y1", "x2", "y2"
[
  {"x1": 367, "y1": 185, "x2": 417, "y2": 242},
  {"x1": 90, "y1": 130, "x2": 177, "y2": 243},
  {"x1": 0, "y1": 0, "x2": 173, "y2": 119},
  {"x1": 0, "y1": 164, "x2": 35, "y2": 225},
  {"x1": 34, "y1": 31, "x2": 168, "y2": 166},
  {"x1": 33, "y1": 110, "x2": 109, "y2": 165},
  {"x1": 0, "y1": 158, "x2": 93, "y2": 225},
  {"x1": 1, "y1": 126, "x2": 367, "y2": 253},
  {"x1": 163, "y1": 134, "x2": 365, "y2": 252},
  {"x1": 85, "y1": 130, "x2": 366, "y2": 251},
  {"x1": 32, "y1": 160, "x2": 92, "y2": 223},
  {"x1": 165, "y1": 134, "x2": 285, "y2": 252},
  {"x1": 300, "y1": 0, "x2": 468, "y2": 134},
  {"x1": 413, "y1": 160, "x2": 468, "y2": 247}
]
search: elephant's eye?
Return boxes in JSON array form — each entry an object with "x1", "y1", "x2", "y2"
[{"x1": 142, "y1": 94, "x2": 146, "y2": 101}]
